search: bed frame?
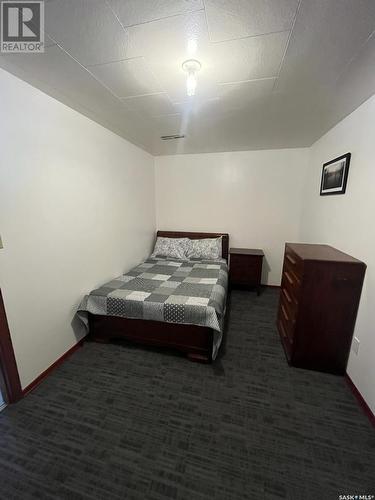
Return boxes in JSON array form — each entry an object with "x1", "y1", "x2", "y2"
[{"x1": 88, "y1": 231, "x2": 229, "y2": 362}]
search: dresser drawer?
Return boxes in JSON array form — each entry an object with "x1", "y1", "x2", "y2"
[
  {"x1": 285, "y1": 246, "x2": 303, "y2": 275},
  {"x1": 278, "y1": 301, "x2": 296, "y2": 343},
  {"x1": 280, "y1": 286, "x2": 298, "y2": 310},
  {"x1": 277, "y1": 319, "x2": 293, "y2": 359},
  {"x1": 280, "y1": 291, "x2": 297, "y2": 325},
  {"x1": 281, "y1": 267, "x2": 301, "y2": 300}
]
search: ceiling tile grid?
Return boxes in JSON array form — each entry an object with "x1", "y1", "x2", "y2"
[
  {"x1": 88, "y1": 57, "x2": 163, "y2": 98},
  {"x1": 204, "y1": 0, "x2": 300, "y2": 42},
  {"x1": 121, "y1": 92, "x2": 176, "y2": 117},
  {"x1": 107, "y1": 0, "x2": 204, "y2": 28},
  {"x1": 44, "y1": 0, "x2": 131, "y2": 66},
  {"x1": 0, "y1": 0, "x2": 374, "y2": 155}
]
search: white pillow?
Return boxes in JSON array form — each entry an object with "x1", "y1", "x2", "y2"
[
  {"x1": 151, "y1": 237, "x2": 189, "y2": 260},
  {"x1": 186, "y1": 237, "x2": 222, "y2": 260}
]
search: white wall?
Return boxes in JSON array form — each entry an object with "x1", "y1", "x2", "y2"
[
  {"x1": 155, "y1": 149, "x2": 309, "y2": 285},
  {"x1": 300, "y1": 95, "x2": 375, "y2": 413},
  {"x1": 0, "y1": 68, "x2": 155, "y2": 388}
]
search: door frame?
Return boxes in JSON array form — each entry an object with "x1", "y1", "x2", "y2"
[{"x1": 0, "y1": 289, "x2": 23, "y2": 403}]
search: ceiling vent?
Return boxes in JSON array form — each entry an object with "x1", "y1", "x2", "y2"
[{"x1": 160, "y1": 134, "x2": 185, "y2": 141}]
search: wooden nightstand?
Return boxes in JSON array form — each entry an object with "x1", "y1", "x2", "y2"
[{"x1": 229, "y1": 248, "x2": 264, "y2": 295}]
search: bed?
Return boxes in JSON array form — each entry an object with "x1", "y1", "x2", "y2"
[{"x1": 78, "y1": 231, "x2": 229, "y2": 362}]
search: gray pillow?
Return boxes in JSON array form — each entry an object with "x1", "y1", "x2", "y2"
[
  {"x1": 151, "y1": 237, "x2": 189, "y2": 260},
  {"x1": 186, "y1": 237, "x2": 222, "y2": 260}
]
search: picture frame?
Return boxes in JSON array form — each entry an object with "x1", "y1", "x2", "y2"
[{"x1": 320, "y1": 153, "x2": 351, "y2": 196}]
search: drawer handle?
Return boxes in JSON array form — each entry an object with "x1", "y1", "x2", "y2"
[
  {"x1": 281, "y1": 305, "x2": 289, "y2": 321},
  {"x1": 279, "y1": 321, "x2": 287, "y2": 338},
  {"x1": 283, "y1": 289, "x2": 292, "y2": 303},
  {"x1": 286, "y1": 254, "x2": 296, "y2": 265},
  {"x1": 284, "y1": 271, "x2": 294, "y2": 285},
  {"x1": 291, "y1": 270, "x2": 301, "y2": 284}
]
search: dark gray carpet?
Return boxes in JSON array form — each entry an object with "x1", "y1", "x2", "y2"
[{"x1": 0, "y1": 289, "x2": 374, "y2": 500}]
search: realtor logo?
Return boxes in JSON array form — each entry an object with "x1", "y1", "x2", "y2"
[{"x1": 1, "y1": 1, "x2": 44, "y2": 53}]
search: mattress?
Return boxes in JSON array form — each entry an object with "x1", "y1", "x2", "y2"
[{"x1": 77, "y1": 256, "x2": 228, "y2": 359}]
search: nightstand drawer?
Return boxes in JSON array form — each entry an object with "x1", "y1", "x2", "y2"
[
  {"x1": 229, "y1": 248, "x2": 264, "y2": 295},
  {"x1": 230, "y1": 254, "x2": 262, "y2": 283}
]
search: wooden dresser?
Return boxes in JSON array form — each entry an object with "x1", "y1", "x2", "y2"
[{"x1": 277, "y1": 243, "x2": 366, "y2": 374}]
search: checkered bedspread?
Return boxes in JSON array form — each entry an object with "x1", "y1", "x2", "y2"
[{"x1": 77, "y1": 256, "x2": 228, "y2": 358}]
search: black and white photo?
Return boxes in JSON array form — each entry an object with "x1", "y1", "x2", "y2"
[{"x1": 320, "y1": 153, "x2": 351, "y2": 195}]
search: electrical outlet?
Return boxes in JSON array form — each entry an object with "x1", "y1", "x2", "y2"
[{"x1": 352, "y1": 336, "x2": 360, "y2": 355}]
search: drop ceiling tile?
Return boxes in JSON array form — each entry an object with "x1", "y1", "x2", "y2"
[
  {"x1": 0, "y1": 45, "x2": 99, "y2": 104},
  {"x1": 122, "y1": 10, "x2": 225, "y2": 101},
  {"x1": 205, "y1": 0, "x2": 299, "y2": 42},
  {"x1": 171, "y1": 78, "x2": 275, "y2": 117},
  {"x1": 172, "y1": 97, "x2": 221, "y2": 116},
  {"x1": 216, "y1": 77, "x2": 277, "y2": 110},
  {"x1": 0, "y1": 45, "x2": 150, "y2": 140},
  {"x1": 330, "y1": 31, "x2": 375, "y2": 128},
  {"x1": 124, "y1": 10, "x2": 213, "y2": 101},
  {"x1": 1, "y1": 45, "x2": 113, "y2": 109},
  {"x1": 160, "y1": 71, "x2": 220, "y2": 103},
  {"x1": 89, "y1": 57, "x2": 163, "y2": 98},
  {"x1": 0, "y1": 48, "x2": 153, "y2": 150},
  {"x1": 121, "y1": 92, "x2": 175, "y2": 116},
  {"x1": 107, "y1": 0, "x2": 203, "y2": 28},
  {"x1": 153, "y1": 113, "x2": 185, "y2": 135},
  {"x1": 208, "y1": 31, "x2": 289, "y2": 83},
  {"x1": 126, "y1": 10, "x2": 209, "y2": 60},
  {"x1": 45, "y1": 0, "x2": 129, "y2": 66},
  {"x1": 275, "y1": 0, "x2": 375, "y2": 93}
]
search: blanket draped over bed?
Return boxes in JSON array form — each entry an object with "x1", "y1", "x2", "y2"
[{"x1": 77, "y1": 256, "x2": 228, "y2": 359}]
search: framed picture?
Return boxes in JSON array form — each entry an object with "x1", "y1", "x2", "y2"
[{"x1": 320, "y1": 153, "x2": 351, "y2": 196}]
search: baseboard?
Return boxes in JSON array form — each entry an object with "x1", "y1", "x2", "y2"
[
  {"x1": 345, "y1": 375, "x2": 375, "y2": 428},
  {"x1": 22, "y1": 338, "x2": 85, "y2": 397},
  {"x1": 263, "y1": 284, "x2": 281, "y2": 289}
]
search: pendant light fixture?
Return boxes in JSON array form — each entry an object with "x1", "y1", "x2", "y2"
[{"x1": 182, "y1": 59, "x2": 202, "y2": 97}]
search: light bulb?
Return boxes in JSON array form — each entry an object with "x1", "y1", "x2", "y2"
[
  {"x1": 182, "y1": 59, "x2": 201, "y2": 97},
  {"x1": 186, "y1": 72, "x2": 197, "y2": 96}
]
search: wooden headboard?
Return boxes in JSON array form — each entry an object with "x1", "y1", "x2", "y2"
[{"x1": 157, "y1": 230, "x2": 229, "y2": 261}]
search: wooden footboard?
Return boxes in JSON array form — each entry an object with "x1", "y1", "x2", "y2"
[{"x1": 88, "y1": 314, "x2": 214, "y2": 362}]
